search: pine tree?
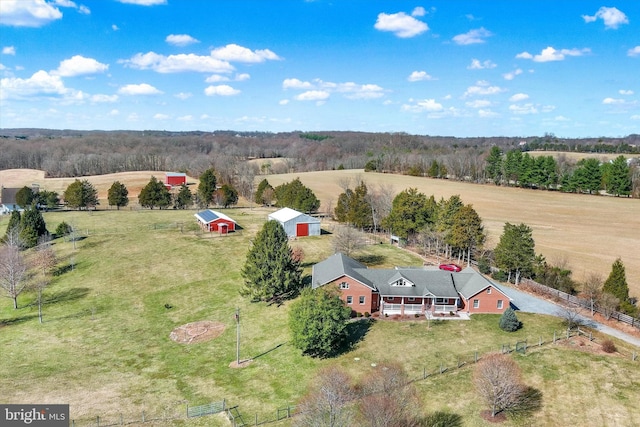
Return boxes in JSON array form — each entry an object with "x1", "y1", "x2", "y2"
[
  {"x1": 173, "y1": 184, "x2": 193, "y2": 209},
  {"x1": 494, "y1": 222, "x2": 536, "y2": 284},
  {"x1": 382, "y1": 188, "x2": 436, "y2": 239},
  {"x1": 138, "y1": 176, "x2": 171, "y2": 209},
  {"x1": 449, "y1": 204, "x2": 485, "y2": 264},
  {"x1": 3, "y1": 210, "x2": 22, "y2": 242},
  {"x1": 602, "y1": 258, "x2": 629, "y2": 304},
  {"x1": 197, "y1": 168, "x2": 217, "y2": 207},
  {"x1": 241, "y1": 220, "x2": 302, "y2": 303},
  {"x1": 289, "y1": 287, "x2": 351, "y2": 358},
  {"x1": 107, "y1": 181, "x2": 129, "y2": 210},
  {"x1": 499, "y1": 307, "x2": 521, "y2": 332},
  {"x1": 19, "y1": 207, "x2": 48, "y2": 248},
  {"x1": 604, "y1": 155, "x2": 632, "y2": 197},
  {"x1": 254, "y1": 179, "x2": 273, "y2": 205},
  {"x1": 63, "y1": 179, "x2": 98, "y2": 210},
  {"x1": 273, "y1": 178, "x2": 320, "y2": 212},
  {"x1": 485, "y1": 146, "x2": 503, "y2": 185}
]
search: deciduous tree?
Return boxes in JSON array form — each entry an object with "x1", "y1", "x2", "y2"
[
  {"x1": 0, "y1": 229, "x2": 29, "y2": 309},
  {"x1": 33, "y1": 235, "x2": 57, "y2": 323},
  {"x1": 474, "y1": 354, "x2": 526, "y2": 418},
  {"x1": 289, "y1": 287, "x2": 351, "y2": 358},
  {"x1": 294, "y1": 366, "x2": 355, "y2": 427},
  {"x1": 332, "y1": 226, "x2": 366, "y2": 257},
  {"x1": 241, "y1": 220, "x2": 302, "y2": 303}
]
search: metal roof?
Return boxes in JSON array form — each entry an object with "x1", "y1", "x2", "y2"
[
  {"x1": 194, "y1": 209, "x2": 236, "y2": 224},
  {"x1": 268, "y1": 207, "x2": 320, "y2": 224}
]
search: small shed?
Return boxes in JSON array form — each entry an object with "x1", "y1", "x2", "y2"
[
  {"x1": 268, "y1": 207, "x2": 321, "y2": 238},
  {"x1": 194, "y1": 209, "x2": 237, "y2": 234},
  {"x1": 165, "y1": 172, "x2": 187, "y2": 187}
]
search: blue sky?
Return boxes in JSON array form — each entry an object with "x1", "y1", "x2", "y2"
[{"x1": 1, "y1": 0, "x2": 639, "y2": 137}]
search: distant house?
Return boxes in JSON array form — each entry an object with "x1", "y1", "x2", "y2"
[
  {"x1": 0, "y1": 187, "x2": 23, "y2": 215},
  {"x1": 165, "y1": 172, "x2": 187, "y2": 188},
  {"x1": 268, "y1": 207, "x2": 320, "y2": 238},
  {"x1": 312, "y1": 253, "x2": 511, "y2": 316},
  {"x1": 194, "y1": 209, "x2": 237, "y2": 234}
]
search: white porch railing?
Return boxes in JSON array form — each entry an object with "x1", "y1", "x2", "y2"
[{"x1": 434, "y1": 304, "x2": 457, "y2": 313}]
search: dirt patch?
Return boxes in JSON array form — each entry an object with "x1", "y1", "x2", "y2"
[
  {"x1": 169, "y1": 321, "x2": 225, "y2": 344},
  {"x1": 229, "y1": 359, "x2": 253, "y2": 369},
  {"x1": 479, "y1": 410, "x2": 507, "y2": 423},
  {"x1": 557, "y1": 335, "x2": 621, "y2": 357}
]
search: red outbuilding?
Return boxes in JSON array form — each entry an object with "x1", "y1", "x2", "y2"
[
  {"x1": 194, "y1": 209, "x2": 237, "y2": 234},
  {"x1": 165, "y1": 172, "x2": 187, "y2": 187}
]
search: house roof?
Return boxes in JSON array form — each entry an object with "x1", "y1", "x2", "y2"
[
  {"x1": 0, "y1": 187, "x2": 20, "y2": 205},
  {"x1": 194, "y1": 209, "x2": 236, "y2": 224},
  {"x1": 312, "y1": 252, "x2": 375, "y2": 290},
  {"x1": 268, "y1": 207, "x2": 320, "y2": 224},
  {"x1": 454, "y1": 267, "x2": 511, "y2": 300}
]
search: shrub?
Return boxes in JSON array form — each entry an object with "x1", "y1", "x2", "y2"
[
  {"x1": 499, "y1": 307, "x2": 521, "y2": 332},
  {"x1": 414, "y1": 313, "x2": 421, "y2": 318},
  {"x1": 492, "y1": 270, "x2": 508, "y2": 282},
  {"x1": 601, "y1": 339, "x2": 617, "y2": 353},
  {"x1": 55, "y1": 221, "x2": 73, "y2": 237},
  {"x1": 478, "y1": 257, "x2": 492, "y2": 275},
  {"x1": 364, "y1": 312, "x2": 370, "y2": 318},
  {"x1": 357, "y1": 312, "x2": 363, "y2": 318}
]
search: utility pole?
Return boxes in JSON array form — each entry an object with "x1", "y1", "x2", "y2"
[{"x1": 235, "y1": 307, "x2": 240, "y2": 365}]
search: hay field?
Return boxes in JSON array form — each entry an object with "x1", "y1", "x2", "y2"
[
  {"x1": 527, "y1": 151, "x2": 631, "y2": 162},
  {"x1": 265, "y1": 170, "x2": 640, "y2": 296}
]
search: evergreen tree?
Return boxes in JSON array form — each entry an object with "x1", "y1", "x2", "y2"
[
  {"x1": 254, "y1": 179, "x2": 273, "y2": 205},
  {"x1": 3, "y1": 210, "x2": 22, "y2": 242},
  {"x1": 334, "y1": 182, "x2": 372, "y2": 229},
  {"x1": 382, "y1": 188, "x2": 436, "y2": 239},
  {"x1": 449, "y1": 204, "x2": 485, "y2": 264},
  {"x1": 241, "y1": 220, "x2": 302, "y2": 303},
  {"x1": 604, "y1": 155, "x2": 632, "y2": 196},
  {"x1": 15, "y1": 186, "x2": 35, "y2": 207},
  {"x1": 602, "y1": 258, "x2": 630, "y2": 304},
  {"x1": 197, "y1": 168, "x2": 217, "y2": 207},
  {"x1": 570, "y1": 158, "x2": 602, "y2": 194},
  {"x1": 503, "y1": 150, "x2": 523, "y2": 186},
  {"x1": 218, "y1": 184, "x2": 238, "y2": 208},
  {"x1": 485, "y1": 146, "x2": 503, "y2": 185},
  {"x1": 289, "y1": 287, "x2": 351, "y2": 358},
  {"x1": 174, "y1": 184, "x2": 193, "y2": 209},
  {"x1": 138, "y1": 176, "x2": 171, "y2": 209},
  {"x1": 19, "y1": 207, "x2": 48, "y2": 248},
  {"x1": 36, "y1": 190, "x2": 60, "y2": 210},
  {"x1": 494, "y1": 222, "x2": 536, "y2": 284},
  {"x1": 273, "y1": 178, "x2": 320, "y2": 212},
  {"x1": 107, "y1": 181, "x2": 129, "y2": 210},
  {"x1": 63, "y1": 179, "x2": 98, "y2": 210},
  {"x1": 499, "y1": 307, "x2": 521, "y2": 332}
]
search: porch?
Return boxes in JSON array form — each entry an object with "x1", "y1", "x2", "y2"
[{"x1": 380, "y1": 300, "x2": 459, "y2": 316}]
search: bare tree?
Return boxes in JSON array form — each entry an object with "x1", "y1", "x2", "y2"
[
  {"x1": 367, "y1": 183, "x2": 394, "y2": 232},
  {"x1": 581, "y1": 272, "x2": 603, "y2": 316},
  {"x1": 599, "y1": 293, "x2": 619, "y2": 320},
  {"x1": 0, "y1": 229, "x2": 29, "y2": 309},
  {"x1": 332, "y1": 226, "x2": 366, "y2": 257},
  {"x1": 358, "y1": 363, "x2": 421, "y2": 427},
  {"x1": 473, "y1": 353, "x2": 527, "y2": 418},
  {"x1": 33, "y1": 235, "x2": 57, "y2": 323},
  {"x1": 557, "y1": 305, "x2": 585, "y2": 330},
  {"x1": 294, "y1": 366, "x2": 355, "y2": 427}
]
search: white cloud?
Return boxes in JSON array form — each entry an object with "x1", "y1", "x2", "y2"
[
  {"x1": 509, "y1": 103, "x2": 538, "y2": 114},
  {"x1": 401, "y1": 98, "x2": 444, "y2": 113},
  {"x1": 122, "y1": 52, "x2": 234, "y2": 73},
  {"x1": 166, "y1": 34, "x2": 199, "y2": 47},
  {"x1": 509, "y1": 93, "x2": 529, "y2": 102},
  {"x1": 282, "y1": 78, "x2": 313, "y2": 90},
  {"x1": 118, "y1": 83, "x2": 162, "y2": 95},
  {"x1": 374, "y1": 12, "x2": 428, "y2": 38},
  {"x1": 0, "y1": 70, "x2": 68, "y2": 100},
  {"x1": 175, "y1": 92, "x2": 192, "y2": 100},
  {"x1": 54, "y1": 55, "x2": 108, "y2": 77},
  {"x1": 467, "y1": 59, "x2": 496, "y2": 70},
  {"x1": 2, "y1": 46, "x2": 16, "y2": 55},
  {"x1": 295, "y1": 90, "x2": 330, "y2": 101},
  {"x1": 235, "y1": 73, "x2": 250, "y2": 81},
  {"x1": 478, "y1": 109, "x2": 499, "y2": 118},
  {"x1": 279, "y1": 99, "x2": 289, "y2": 105},
  {"x1": 503, "y1": 68, "x2": 523, "y2": 80},
  {"x1": 78, "y1": 5, "x2": 90, "y2": 14},
  {"x1": 204, "y1": 84, "x2": 240, "y2": 96},
  {"x1": 407, "y1": 71, "x2": 434, "y2": 81},
  {"x1": 602, "y1": 97, "x2": 624, "y2": 105},
  {"x1": 555, "y1": 115, "x2": 570, "y2": 122},
  {"x1": 206, "y1": 74, "x2": 229, "y2": 83},
  {"x1": 412, "y1": 7, "x2": 426, "y2": 17},
  {"x1": 153, "y1": 113, "x2": 170, "y2": 120},
  {"x1": 112, "y1": 24, "x2": 119, "y2": 31},
  {"x1": 628, "y1": 46, "x2": 640, "y2": 57},
  {"x1": 210, "y1": 44, "x2": 281, "y2": 63},
  {"x1": 336, "y1": 82, "x2": 384, "y2": 99},
  {"x1": 0, "y1": 0, "x2": 63, "y2": 27},
  {"x1": 582, "y1": 7, "x2": 628, "y2": 29},
  {"x1": 463, "y1": 81, "x2": 505, "y2": 97},
  {"x1": 619, "y1": 90, "x2": 634, "y2": 96},
  {"x1": 452, "y1": 27, "x2": 492, "y2": 45},
  {"x1": 90, "y1": 94, "x2": 118, "y2": 103},
  {"x1": 116, "y1": 0, "x2": 166, "y2": 5},
  {"x1": 177, "y1": 115, "x2": 193, "y2": 121},
  {"x1": 631, "y1": 115, "x2": 640, "y2": 121},
  {"x1": 465, "y1": 99, "x2": 492, "y2": 108},
  {"x1": 516, "y1": 46, "x2": 590, "y2": 62}
]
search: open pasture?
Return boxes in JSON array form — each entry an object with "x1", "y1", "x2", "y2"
[
  {"x1": 265, "y1": 170, "x2": 640, "y2": 297},
  {"x1": 0, "y1": 208, "x2": 639, "y2": 426}
]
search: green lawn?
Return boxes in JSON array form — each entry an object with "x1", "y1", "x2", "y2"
[{"x1": 0, "y1": 208, "x2": 638, "y2": 427}]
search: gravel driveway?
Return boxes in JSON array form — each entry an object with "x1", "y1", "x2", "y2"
[{"x1": 498, "y1": 283, "x2": 640, "y2": 348}]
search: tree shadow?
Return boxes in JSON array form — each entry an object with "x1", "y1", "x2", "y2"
[
  {"x1": 507, "y1": 386, "x2": 543, "y2": 421},
  {"x1": 423, "y1": 411, "x2": 463, "y2": 427},
  {"x1": 0, "y1": 314, "x2": 38, "y2": 328},
  {"x1": 251, "y1": 343, "x2": 285, "y2": 360},
  {"x1": 301, "y1": 274, "x2": 313, "y2": 286},
  {"x1": 355, "y1": 254, "x2": 385, "y2": 266},
  {"x1": 45, "y1": 287, "x2": 90, "y2": 305},
  {"x1": 343, "y1": 318, "x2": 373, "y2": 350}
]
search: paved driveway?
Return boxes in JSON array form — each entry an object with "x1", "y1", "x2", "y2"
[{"x1": 498, "y1": 284, "x2": 640, "y2": 348}]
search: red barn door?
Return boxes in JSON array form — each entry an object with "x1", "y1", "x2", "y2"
[{"x1": 296, "y1": 222, "x2": 309, "y2": 237}]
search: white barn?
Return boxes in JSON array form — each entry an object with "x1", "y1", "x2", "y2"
[{"x1": 268, "y1": 207, "x2": 321, "y2": 238}]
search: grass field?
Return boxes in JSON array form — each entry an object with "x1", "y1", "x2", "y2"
[{"x1": 0, "y1": 208, "x2": 639, "y2": 426}]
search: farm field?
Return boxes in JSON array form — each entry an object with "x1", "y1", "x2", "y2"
[
  {"x1": 0, "y1": 208, "x2": 639, "y2": 426},
  {"x1": 264, "y1": 169, "x2": 640, "y2": 297}
]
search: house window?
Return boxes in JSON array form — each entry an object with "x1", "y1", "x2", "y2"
[
  {"x1": 473, "y1": 299, "x2": 479, "y2": 309},
  {"x1": 340, "y1": 282, "x2": 349, "y2": 289},
  {"x1": 359, "y1": 296, "x2": 365, "y2": 305},
  {"x1": 387, "y1": 297, "x2": 394, "y2": 302},
  {"x1": 435, "y1": 298, "x2": 447, "y2": 304},
  {"x1": 487, "y1": 288, "x2": 492, "y2": 294},
  {"x1": 408, "y1": 297, "x2": 415, "y2": 302},
  {"x1": 497, "y1": 300, "x2": 503, "y2": 309},
  {"x1": 346, "y1": 296, "x2": 353, "y2": 304}
]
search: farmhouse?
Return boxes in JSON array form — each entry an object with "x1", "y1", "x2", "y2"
[
  {"x1": 268, "y1": 207, "x2": 321, "y2": 238},
  {"x1": 312, "y1": 253, "x2": 511, "y2": 316},
  {"x1": 165, "y1": 172, "x2": 187, "y2": 188},
  {"x1": 194, "y1": 209, "x2": 237, "y2": 234},
  {"x1": 0, "y1": 187, "x2": 23, "y2": 215}
]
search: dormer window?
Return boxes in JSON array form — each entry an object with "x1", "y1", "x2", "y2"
[{"x1": 392, "y1": 278, "x2": 414, "y2": 287}]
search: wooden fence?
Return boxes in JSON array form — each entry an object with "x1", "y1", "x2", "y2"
[{"x1": 520, "y1": 278, "x2": 640, "y2": 330}]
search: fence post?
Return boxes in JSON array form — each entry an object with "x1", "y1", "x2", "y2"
[
  {"x1": 142, "y1": 411, "x2": 145, "y2": 422},
  {"x1": 539, "y1": 336, "x2": 542, "y2": 346},
  {"x1": 475, "y1": 351, "x2": 478, "y2": 363},
  {"x1": 553, "y1": 331, "x2": 556, "y2": 343},
  {"x1": 120, "y1": 413, "x2": 123, "y2": 425},
  {"x1": 566, "y1": 329, "x2": 570, "y2": 340},
  {"x1": 440, "y1": 362, "x2": 443, "y2": 374},
  {"x1": 96, "y1": 416, "x2": 100, "y2": 427},
  {"x1": 423, "y1": 366, "x2": 426, "y2": 379},
  {"x1": 255, "y1": 413, "x2": 258, "y2": 425}
]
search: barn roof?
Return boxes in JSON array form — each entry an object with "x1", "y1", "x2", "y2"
[
  {"x1": 268, "y1": 207, "x2": 320, "y2": 223},
  {"x1": 165, "y1": 172, "x2": 187, "y2": 177},
  {"x1": 194, "y1": 209, "x2": 236, "y2": 224}
]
